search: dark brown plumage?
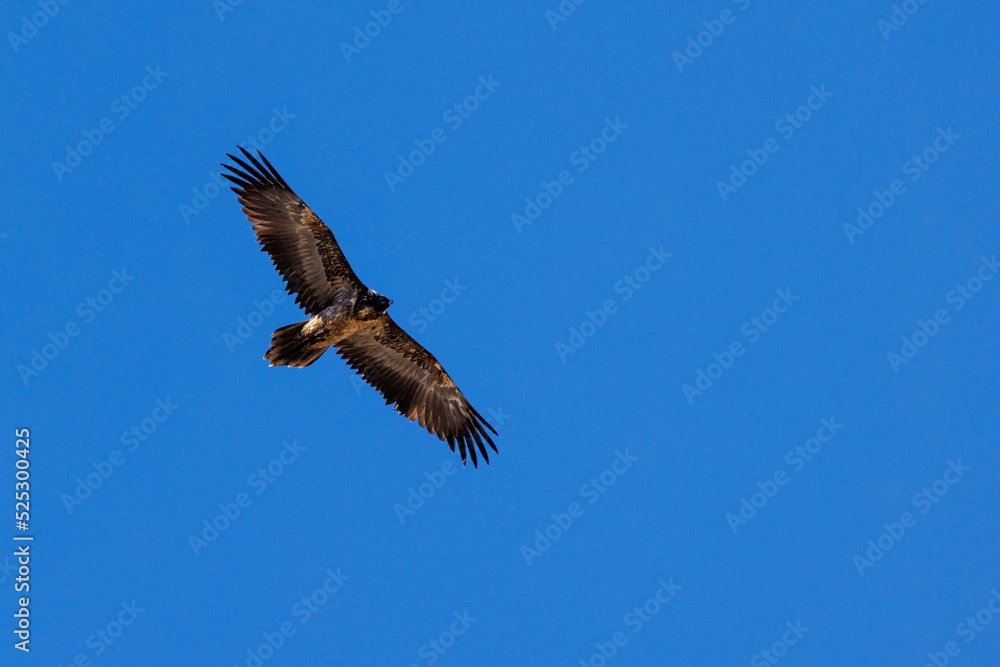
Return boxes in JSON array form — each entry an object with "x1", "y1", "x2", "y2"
[{"x1": 220, "y1": 147, "x2": 497, "y2": 467}]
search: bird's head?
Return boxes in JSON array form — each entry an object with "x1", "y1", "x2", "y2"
[{"x1": 355, "y1": 290, "x2": 393, "y2": 320}]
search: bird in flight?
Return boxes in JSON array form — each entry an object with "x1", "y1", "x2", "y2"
[{"x1": 221, "y1": 147, "x2": 497, "y2": 467}]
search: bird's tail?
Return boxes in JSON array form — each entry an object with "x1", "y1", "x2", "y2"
[{"x1": 264, "y1": 321, "x2": 328, "y2": 368}]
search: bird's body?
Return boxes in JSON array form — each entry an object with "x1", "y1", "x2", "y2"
[
  {"x1": 221, "y1": 147, "x2": 497, "y2": 467},
  {"x1": 270, "y1": 289, "x2": 387, "y2": 367}
]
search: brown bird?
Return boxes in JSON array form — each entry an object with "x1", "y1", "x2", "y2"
[{"x1": 221, "y1": 147, "x2": 497, "y2": 467}]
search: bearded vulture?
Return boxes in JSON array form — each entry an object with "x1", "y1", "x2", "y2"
[{"x1": 221, "y1": 147, "x2": 497, "y2": 467}]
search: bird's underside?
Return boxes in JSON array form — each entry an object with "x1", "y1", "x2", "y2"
[{"x1": 221, "y1": 147, "x2": 497, "y2": 467}]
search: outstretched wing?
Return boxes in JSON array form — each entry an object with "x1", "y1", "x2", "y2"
[
  {"x1": 221, "y1": 147, "x2": 363, "y2": 315},
  {"x1": 335, "y1": 314, "x2": 498, "y2": 467}
]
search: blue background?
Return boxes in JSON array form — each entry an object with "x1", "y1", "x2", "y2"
[{"x1": 5, "y1": 1, "x2": 1000, "y2": 665}]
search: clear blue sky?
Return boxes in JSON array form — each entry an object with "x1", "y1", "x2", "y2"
[{"x1": 6, "y1": 1, "x2": 1000, "y2": 665}]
